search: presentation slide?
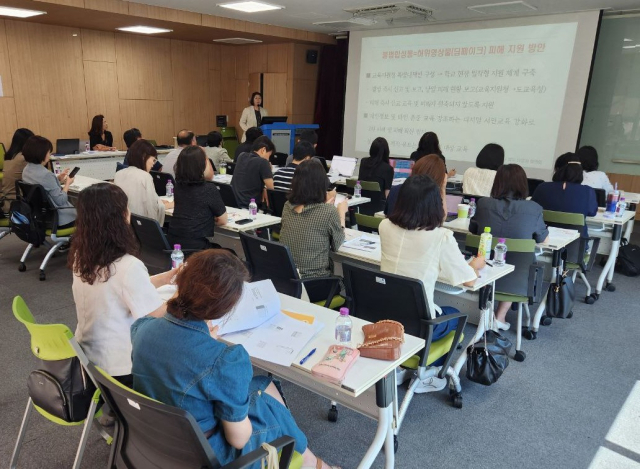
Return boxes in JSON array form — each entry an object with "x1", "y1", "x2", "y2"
[{"x1": 344, "y1": 12, "x2": 600, "y2": 178}]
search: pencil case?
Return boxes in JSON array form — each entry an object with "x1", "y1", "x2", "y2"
[{"x1": 311, "y1": 345, "x2": 360, "y2": 385}]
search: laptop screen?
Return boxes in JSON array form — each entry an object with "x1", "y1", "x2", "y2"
[
  {"x1": 445, "y1": 195, "x2": 463, "y2": 215},
  {"x1": 389, "y1": 158, "x2": 414, "y2": 179},
  {"x1": 329, "y1": 156, "x2": 357, "y2": 178}
]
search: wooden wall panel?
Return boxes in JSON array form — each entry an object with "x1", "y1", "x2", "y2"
[
  {"x1": 171, "y1": 40, "x2": 214, "y2": 134},
  {"x1": 81, "y1": 29, "x2": 116, "y2": 62},
  {"x1": 267, "y1": 44, "x2": 290, "y2": 73},
  {"x1": 209, "y1": 70, "x2": 222, "y2": 126},
  {"x1": 235, "y1": 80, "x2": 249, "y2": 114},
  {"x1": 292, "y1": 79, "x2": 317, "y2": 116},
  {"x1": 220, "y1": 46, "x2": 236, "y2": 101},
  {"x1": 83, "y1": 61, "x2": 122, "y2": 148},
  {"x1": 128, "y1": 3, "x2": 202, "y2": 26},
  {"x1": 247, "y1": 45, "x2": 268, "y2": 75},
  {"x1": 293, "y1": 43, "x2": 320, "y2": 80},
  {"x1": 37, "y1": 0, "x2": 85, "y2": 7},
  {"x1": 115, "y1": 34, "x2": 172, "y2": 100},
  {"x1": 84, "y1": 0, "x2": 130, "y2": 15},
  {"x1": 0, "y1": 97, "x2": 18, "y2": 147},
  {"x1": 120, "y1": 99, "x2": 173, "y2": 146},
  {"x1": 0, "y1": 21, "x2": 14, "y2": 97},
  {"x1": 209, "y1": 44, "x2": 221, "y2": 71},
  {"x1": 235, "y1": 47, "x2": 248, "y2": 80},
  {"x1": 6, "y1": 21, "x2": 87, "y2": 141},
  {"x1": 262, "y1": 73, "x2": 287, "y2": 116}
]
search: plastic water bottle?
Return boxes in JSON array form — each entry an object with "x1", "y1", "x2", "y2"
[
  {"x1": 468, "y1": 198, "x2": 476, "y2": 218},
  {"x1": 354, "y1": 181, "x2": 362, "y2": 198},
  {"x1": 54, "y1": 162, "x2": 61, "y2": 176},
  {"x1": 165, "y1": 180, "x2": 174, "y2": 197},
  {"x1": 84, "y1": 141, "x2": 90, "y2": 152},
  {"x1": 219, "y1": 162, "x2": 227, "y2": 175},
  {"x1": 494, "y1": 238, "x2": 507, "y2": 266},
  {"x1": 478, "y1": 226, "x2": 492, "y2": 258},
  {"x1": 606, "y1": 182, "x2": 620, "y2": 214},
  {"x1": 335, "y1": 307, "x2": 352, "y2": 346},
  {"x1": 171, "y1": 244, "x2": 184, "y2": 269},
  {"x1": 248, "y1": 198, "x2": 258, "y2": 220},
  {"x1": 616, "y1": 197, "x2": 627, "y2": 217}
]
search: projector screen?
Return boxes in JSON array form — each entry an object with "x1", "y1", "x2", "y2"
[{"x1": 344, "y1": 11, "x2": 601, "y2": 179}]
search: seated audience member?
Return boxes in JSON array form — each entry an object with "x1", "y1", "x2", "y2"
[
  {"x1": 114, "y1": 139, "x2": 172, "y2": 225},
  {"x1": 231, "y1": 136, "x2": 275, "y2": 208},
  {"x1": 88, "y1": 114, "x2": 116, "y2": 151},
  {"x1": 286, "y1": 129, "x2": 319, "y2": 166},
  {"x1": 380, "y1": 175, "x2": 484, "y2": 391},
  {"x1": 462, "y1": 143, "x2": 504, "y2": 197},
  {"x1": 22, "y1": 136, "x2": 76, "y2": 228},
  {"x1": 358, "y1": 137, "x2": 394, "y2": 198},
  {"x1": 470, "y1": 164, "x2": 549, "y2": 330},
  {"x1": 532, "y1": 153, "x2": 598, "y2": 238},
  {"x1": 385, "y1": 154, "x2": 447, "y2": 216},
  {"x1": 69, "y1": 183, "x2": 172, "y2": 393},
  {"x1": 164, "y1": 130, "x2": 196, "y2": 177},
  {"x1": 168, "y1": 146, "x2": 228, "y2": 250},
  {"x1": 273, "y1": 141, "x2": 313, "y2": 191},
  {"x1": 234, "y1": 127, "x2": 263, "y2": 159},
  {"x1": 131, "y1": 250, "x2": 339, "y2": 469},
  {"x1": 204, "y1": 131, "x2": 233, "y2": 171},
  {"x1": 123, "y1": 128, "x2": 162, "y2": 171},
  {"x1": 410, "y1": 131, "x2": 455, "y2": 177},
  {"x1": 578, "y1": 145, "x2": 614, "y2": 193},
  {"x1": 1, "y1": 128, "x2": 34, "y2": 213},
  {"x1": 280, "y1": 159, "x2": 348, "y2": 281}
]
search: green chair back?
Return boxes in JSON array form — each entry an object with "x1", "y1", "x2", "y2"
[
  {"x1": 12, "y1": 296, "x2": 75, "y2": 361},
  {"x1": 0, "y1": 142, "x2": 5, "y2": 172},
  {"x1": 465, "y1": 234, "x2": 536, "y2": 253},
  {"x1": 147, "y1": 139, "x2": 158, "y2": 147},
  {"x1": 346, "y1": 179, "x2": 381, "y2": 192},
  {"x1": 355, "y1": 213, "x2": 383, "y2": 232},
  {"x1": 543, "y1": 210, "x2": 585, "y2": 227},
  {"x1": 219, "y1": 127, "x2": 238, "y2": 139}
]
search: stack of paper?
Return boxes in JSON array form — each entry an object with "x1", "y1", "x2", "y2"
[{"x1": 342, "y1": 235, "x2": 381, "y2": 253}]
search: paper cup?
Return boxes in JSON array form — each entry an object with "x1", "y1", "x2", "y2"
[{"x1": 457, "y1": 204, "x2": 470, "y2": 219}]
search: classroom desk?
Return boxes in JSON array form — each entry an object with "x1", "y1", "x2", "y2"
[{"x1": 51, "y1": 149, "x2": 171, "y2": 180}]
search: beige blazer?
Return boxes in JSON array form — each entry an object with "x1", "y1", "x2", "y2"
[{"x1": 239, "y1": 106, "x2": 268, "y2": 142}]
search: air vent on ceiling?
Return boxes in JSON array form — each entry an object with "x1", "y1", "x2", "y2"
[
  {"x1": 213, "y1": 37, "x2": 263, "y2": 44},
  {"x1": 468, "y1": 1, "x2": 537, "y2": 15},
  {"x1": 315, "y1": 2, "x2": 433, "y2": 31}
]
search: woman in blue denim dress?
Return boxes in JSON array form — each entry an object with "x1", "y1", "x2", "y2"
[{"x1": 131, "y1": 250, "x2": 339, "y2": 469}]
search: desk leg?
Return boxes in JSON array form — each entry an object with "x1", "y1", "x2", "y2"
[
  {"x1": 596, "y1": 224, "x2": 622, "y2": 294},
  {"x1": 357, "y1": 375, "x2": 394, "y2": 469}
]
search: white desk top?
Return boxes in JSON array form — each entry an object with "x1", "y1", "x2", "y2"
[
  {"x1": 622, "y1": 192, "x2": 640, "y2": 205},
  {"x1": 52, "y1": 148, "x2": 172, "y2": 160},
  {"x1": 337, "y1": 228, "x2": 514, "y2": 292},
  {"x1": 587, "y1": 208, "x2": 636, "y2": 226},
  {"x1": 68, "y1": 175, "x2": 109, "y2": 193}
]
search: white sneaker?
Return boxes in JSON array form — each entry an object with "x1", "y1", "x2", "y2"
[
  {"x1": 414, "y1": 376, "x2": 447, "y2": 394},
  {"x1": 395, "y1": 367, "x2": 414, "y2": 386},
  {"x1": 495, "y1": 319, "x2": 511, "y2": 331}
]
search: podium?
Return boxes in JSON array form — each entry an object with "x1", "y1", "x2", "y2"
[{"x1": 260, "y1": 123, "x2": 319, "y2": 154}]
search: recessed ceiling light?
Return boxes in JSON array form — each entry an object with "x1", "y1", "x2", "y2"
[
  {"x1": 624, "y1": 38, "x2": 633, "y2": 42},
  {"x1": 116, "y1": 26, "x2": 173, "y2": 34},
  {"x1": 0, "y1": 6, "x2": 46, "y2": 18},
  {"x1": 218, "y1": 1, "x2": 283, "y2": 13}
]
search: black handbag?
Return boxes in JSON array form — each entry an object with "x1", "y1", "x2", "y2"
[
  {"x1": 27, "y1": 357, "x2": 97, "y2": 422},
  {"x1": 546, "y1": 271, "x2": 575, "y2": 319},
  {"x1": 466, "y1": 328, "x2": 510, "y2": 386}
]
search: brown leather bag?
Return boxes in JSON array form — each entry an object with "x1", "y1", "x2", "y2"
[{"x1": 358, "y1": 320, "x2": 405, "y2": 360}]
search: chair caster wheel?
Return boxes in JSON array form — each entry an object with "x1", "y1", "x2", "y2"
[
  {"x1": 394, "y1": 436, "x2": 398, "y2": 454},
  {"x1": 541, "y1": 317, "x2": 552, "y2": 326},
  {"x1": 523, "y1": 329, "x2": 537, "y2": 340},
  {"x1": 605, "y1": 283, "x2": 616, "y2": 292},
  {"x1": 567, "y1": 311, "x2": 573, "y2": 319},
  {"x1": 513, "y1": 350, "x2": 526, "y2": 362},
  {"x1": 585, "y1": 295, "x2": 595, "y2": 305},
  {"x1": 327, "y1": 405, "x2": 338, "y2": 422},
  {"x1": 39, "y1": 271, "x2": 46, "y2": 281},
  {"x1": 592, "y1": 293, "x2": 600, "y2": 301},
  {"x1": 451, "y1": 392, "x2": 463, "y2": 409},
  {"x1": 18, "y1": 262, "x2": 26, "y2": 272}
]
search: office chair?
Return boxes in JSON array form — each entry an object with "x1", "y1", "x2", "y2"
[
  {"x1": 11, "y1": 296, "x2": 108, "y2": 469},
  {"x1": 266, "y1": 189, "x2": 288, "y2": 218},
  {"x1": 13, "y1": 181, "x2": 75, "y2": 281},
  {"x1": 216, "y1": 183, "x2": 239, "y2": 208},
  {"x1": 149, "y1": 170, "x2": 176, "y2": 197},
  {"x1": 354, "y1": 213, "x2": 382, "y2": 234},
  {"x1": 343, "y1": 261, "x2": 468, "y2": 421},
  {"x1": 466, "y1": 235, "x2": 545, "y2": 359},
  {"x1": 345, "y1": 179, "x2": 382, "y2": 215},
  {"x1": 240, "y1": 232, "x2": 344, "y2": 309},
  {"x1": 87, "y1": 363, "x2": 301, "y2": 469},
  {"x1": 56, "y1": 139, "x2": 80, "y2": 155},
  {"x1": 196, "y1": 135, "x2": 208, "y2": 147}
]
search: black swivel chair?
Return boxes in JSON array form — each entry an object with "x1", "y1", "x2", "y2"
[
  {"x1": 130, "y1": 214, "x2": 173, "y2": 274},
  {"x1": 240, "y1": 232, "x2": 344, "y2": 309},
  {"x1": 56, "y1": 139, "x2": 80, "y2": 155},
  {"x1": 270, "y1": 152, "x2": 288, "y2": 167},
  {"x1": 196, "y1": 135, "x2": 208, "y2": 147},
  {"x1": 88, "y1": 363, "x2": 298, "y2": 469},
  {"x1": 216, "y1": 183, "x2": 239, "y2": 208},
  {"x1": 149, "y1": 171, "x2": 176, "y2": 197},
  {"x1": 226, "y1": 162, "x2": 236, "y2": 175},
  {"x1": 266, "y1": 189, "x2": 288, "y2": 218}
]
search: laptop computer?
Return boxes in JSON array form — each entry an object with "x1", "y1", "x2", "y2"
[
  {"x1": 328, "y1": 156, "x2": 358, "y2": 178},
  {"x1": 389, "y1": 158, "x2": 414, "y2": 179},
  {"x1": 78, "y1": 139, "x2": 90, "y2": 153}
]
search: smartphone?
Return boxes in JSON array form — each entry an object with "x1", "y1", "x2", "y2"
[
  {"x1": 235, "y1": 218, "x2": 253, "y2": 225},
  {"x1": 69, "y1": 167, "x2": 81, "y2": 178}
]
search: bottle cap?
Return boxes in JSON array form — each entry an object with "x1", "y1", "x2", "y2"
[
  {"x1": 174, "y1": 244, "x2": 181, "y2": 250},
  {"x1": 470, "y1": 198, "x2": 475, "y2": 202},
  {"x1": 484, "y1": 227, "x2": 491, "y2": 233},
  {"x1": 621, "y1": 197, "x2": 626, "y2": 201},
  {"x1": 250, "y1": 198, "x2": 255, "y2": 202},
  {"x1": 499, "y1": 238, "x2": 506, "y2": 243},
  {"x1": 356, "y1": 180, "x2": 360, "y2": 184},
  {"x1": 339, "y1": 307, "x2": 349, "y2": 316}
]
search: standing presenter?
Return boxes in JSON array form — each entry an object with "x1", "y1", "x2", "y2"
[{"x1": 239, "y1": 91, "x2": 268, "y2": 143}]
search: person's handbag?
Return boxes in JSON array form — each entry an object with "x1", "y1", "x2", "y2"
[
  {"x1": 311, "y1": 346, "x2": 360, "y2": 385},
  {"x1": 27, "y1": 357, "x2": 97, "y2": 422},
  {"x1": 466, "y1": 325, "x2": 510, "y2": 386},
  {"x1": 357, "y1": 320, "x2": 405, "y2": 361},
  {"x1": 546, "y1": 271, "x2": 576, "y2": 319}
]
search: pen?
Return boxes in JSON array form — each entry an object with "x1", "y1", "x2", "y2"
[
  {"x1": 299, "y1": 348, "x2": 317, "y2": 365},
  {"x1": 485, "y1": 260, "x2": 493, "y2": 267}
]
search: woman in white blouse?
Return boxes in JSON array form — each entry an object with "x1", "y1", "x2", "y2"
[
  {"x1": 462, "y1": 143, "x2": 504, "y2": 196},
  {"x1": 239, "y1": 92, "x2": 268, "y2": 143},
  {"x1": 379, "y1": 174, "x2": 485, "y2": 392},
  {"x1": 114, "y1": 139, "x2": 173, "y2": 225},
  {"x1": 578, "y1": 145, "x2": 614, "y2": 193}
]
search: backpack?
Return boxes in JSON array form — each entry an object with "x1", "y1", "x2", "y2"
[
  {"x1": 9, "y1": 186, "x2": 47, "y2": 247},
  {"x1": 616, "y1": 240, "x2": 640, "y2": 277}
]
